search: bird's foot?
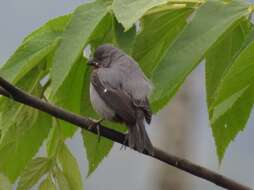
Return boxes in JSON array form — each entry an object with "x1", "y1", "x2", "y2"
[
  {"x1": 120, "y1": 134, "x2": 129, "y2": 151},
  {"x1": 88, "y1": 119, "x2": 104, "y2": 142}
]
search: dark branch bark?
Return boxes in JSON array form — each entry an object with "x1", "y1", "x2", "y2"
[{"x1": 0, "y1": 77, "x2": 252, "y2": 190}]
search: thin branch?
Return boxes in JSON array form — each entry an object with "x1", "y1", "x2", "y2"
[
  {"x1": 0, "y1": 87, "x2": 11, "y2": 97},
  {"x1": 0, "y1": 77, "x2": 252, "y2": 190}
]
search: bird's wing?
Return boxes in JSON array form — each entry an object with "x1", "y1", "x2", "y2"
[
  {"x1": 91, "y1": 71, "x2": 136, "y2": 126},
  {"x1": 133, "y1": 98, "x2": 152, "y2": 124},
  {"x1": 114, "y1": 58, "x2": 152, "y2": 124}
]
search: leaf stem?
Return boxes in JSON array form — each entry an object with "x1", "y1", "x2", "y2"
[
  {"x1": 145, "y1": 0, "x2": 204, "y2": 16},
  {"x1": 168, "y1": 0, "x2": 204, "y2": 3}
]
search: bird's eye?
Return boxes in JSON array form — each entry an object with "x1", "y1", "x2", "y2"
[{"x1": 100, "y1": 54, "x2": 108, "y2": 60}]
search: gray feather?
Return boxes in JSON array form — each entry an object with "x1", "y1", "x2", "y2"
[
  {"x1": 90, "y1": 84, "x2": 115, "y2": 120},
  {"x1": 88, "y1": 44, "x2": 154, "y2": 154}
]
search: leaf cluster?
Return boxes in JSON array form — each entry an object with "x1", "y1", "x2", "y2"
[{"x1": 0, "y1": 0, "x2": 254, "y2": 189}]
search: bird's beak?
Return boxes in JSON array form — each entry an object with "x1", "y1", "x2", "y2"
[{"x1": 88, "y1": 59, "x2": 98, "y2": 67}]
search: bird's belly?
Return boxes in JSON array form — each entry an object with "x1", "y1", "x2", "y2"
[{"x1": 90, "y1": 84, "x2": 115, "y2": 120}]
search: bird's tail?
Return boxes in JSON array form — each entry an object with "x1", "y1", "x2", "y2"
[{"x1": 128, "y1": 117, "x2": 154, "y2": 155}]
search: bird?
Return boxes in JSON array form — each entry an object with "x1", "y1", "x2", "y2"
[{"x1": 87, "y1": 44, "x2": 154, "y2": 155}]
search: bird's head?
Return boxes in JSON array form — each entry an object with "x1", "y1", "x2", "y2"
[{"x1": 88, "y1": 44, "x2": 117, "y2": 68}]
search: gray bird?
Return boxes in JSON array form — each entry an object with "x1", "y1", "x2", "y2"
[{"x1": 88, "y1": 44, "x2": 154, "y2": 154}]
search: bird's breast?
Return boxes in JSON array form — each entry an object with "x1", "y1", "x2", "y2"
[{"x1": 89, "y1": 83, "x2": 115, "y2": 120}]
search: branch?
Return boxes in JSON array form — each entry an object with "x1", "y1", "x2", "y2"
[{"x1": 0, "y1": 77, "x2": 251, "y2": 190}]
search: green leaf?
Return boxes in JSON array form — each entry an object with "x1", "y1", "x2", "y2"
[
  {"x1": 55, "y1": 168, "x2": 71, "y2": 190},
  {"x1": 88, "y1": 13, "x2": 115, "y2": 51},
  {"x1": 0, "y1": 63, "x2": 52, "y2": 182},
  {"x1": 114, "y1": 19, "x2": 136, "y2": 55},
  {"x1": 39, "y1": 177, "x2": 56, "y2": 190},
  {"x1": 0, "y1": 15, "x2": 70, "y2": 83},
  {"x1": 58, "y1": 144, "x2": 83, "y2": 190},
  {"x1": 17, "y1": 158, "x2": 52, "y2": 190},
  {"x1": 0, "y1": 79, "x2": 52, "y2": 183},
  {"x1": 50, "y1": 58, "x2": 87, "y2": 138},
  {"x1": 133, "y1": 8, "x2": 192, "y2": 77},
  {"x1": 51, "y1": 1, "x2": 108, "y2": 96},
  {"x1": 206, "y1": 25, "x2": 254, "y2": 160},
  {"x1": 144, "y1": 2, "x2": 193, "y2": 15},
  {"x1": 213, "y1": 29, "x2": 254, "y2": 107},
  {"x1": 0, "y1": 39, "x2": 59, "y2": 84},
  {"x1": 0, "y1": 110, "x2": 52, "y2": 182},
  {"x1": 112, "y1": 0, "x2": 167, "y2": 30},
  {"x1": 24, "y1": 15, "x2": 71, "y2": 43},
  {"x1": 0, "y1": 173, "x2": 11, "y2": 190},
  {"x1": 212, "y1": 84, "x2": 254, "y2": 161},
  {"x1": 211, "y1": 87, "x2": 248, "y2": 124},
  {"x1": 0, "y1": 64, "x2": 46, "y2": 135},
  {"x1": 88, "y1": 11, "x2": 136, "y2": 53},
  {"x1": 151, "y1": 0, "x2": 250, "y2": 111},
  {"x1": 210, "y1": 29, "x2": 254, "y2": 121},
  {"x1": 82, "y1": 129, "x2": 114, "y2": 176},
  {"x1": 47, "y1": 121, "x2": 63, "y2": 158},
  {"x1": 205, "y1": 20, "x2": 252, "y2": 107}
]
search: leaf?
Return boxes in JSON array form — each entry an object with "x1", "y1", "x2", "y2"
[
  {"x1": 205, "y1": 19, "x2": 252, "y2": 107},
  {"x1": 0, "y1": 64, "x2": 46, "y2": 135},
  {"x1": 50, "y1": 57, "x2": 86, "y2": 138},
  {"x1": 145, "y1": 2, "x2": 192, "y2": 15},
  {"x1": 0, "y1": 40, "x2": 59, "y2": 84},
  {"x1": 206, "y1": 25, "x2": 254, "y2": 160},
  {"x1": 114, "y1": 19, "x2": 136, "y2": 55},
  {"x1": 17, "y1": 158, "x2": 52, "y2": 190},
  {"x1": 0, "y1": 110, "x2": 52, "y2": 182},
  {"x1": 150, "y1": 0, "x2": 250, "y2": 111},
  {"x1": 212, "y1": 84, "x2": 254, "y2": 161},
  {"x1": 47, "y1": 121, "x2": 63, "y2": 158},
  {"x1": 213, "y1": 29, "x2": 254, "y2": 107},
  {"x1": 51, "y1": 1, "x2": 108, "y2": 96},
  {"x1": 211, "y1": 87, "x2": 248, "y2": 124},
  {"x1": 88, "y1": 11, "x2": 136, "y2": 53},
  {"x1": 24, "y1": 15, "x2": 71, "y2": 43},
  {"x1": 133, "y1": 8, "x2": 192, "y2": 77},
  {"x1": 112, "y1": 0, "x2": 168, "y2": 30},
  {"x1": 82, "y1": 129, "x2": 114, "y2": 176},
  {"x1": 58, "y1": 144, "x2": 83, "y2": 190},
  {"x1": 210, "y1": 29, "x2": 254, "y2": 121},
  {"x1": 0, "y1": 173, "x2": 11, "y2": 190},
  {"x1": 55, "y1": 168, "x2": 71, "y2": 190},
  {"x1": 39, "y1": 177, "x2": 56, "y2": 190},
  {"x1": 0, "y1": 62, "x2": 52, "y2": 182},
  {"x1": 0, "y1": 15, "x2": 70, "y2": 83},
  {"x1": 88, "y1": 13, "x2": 115, "y2": 51}
]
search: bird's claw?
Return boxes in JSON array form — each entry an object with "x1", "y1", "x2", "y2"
[
  {"x1": 88, "y1": 119, "x2": 104, "y2": 143},
  {"x1": 120, "y1": 134, "x2": 129, "y2": 151}
]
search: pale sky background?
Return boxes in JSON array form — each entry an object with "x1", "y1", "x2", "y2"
[{"x1": 0, "y1": 1, "x2": 254, "y2": 190}]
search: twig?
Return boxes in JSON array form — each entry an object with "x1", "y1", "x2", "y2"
[{"x1": 0, "y1": 77, "x2": 252, "y2": 190}]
